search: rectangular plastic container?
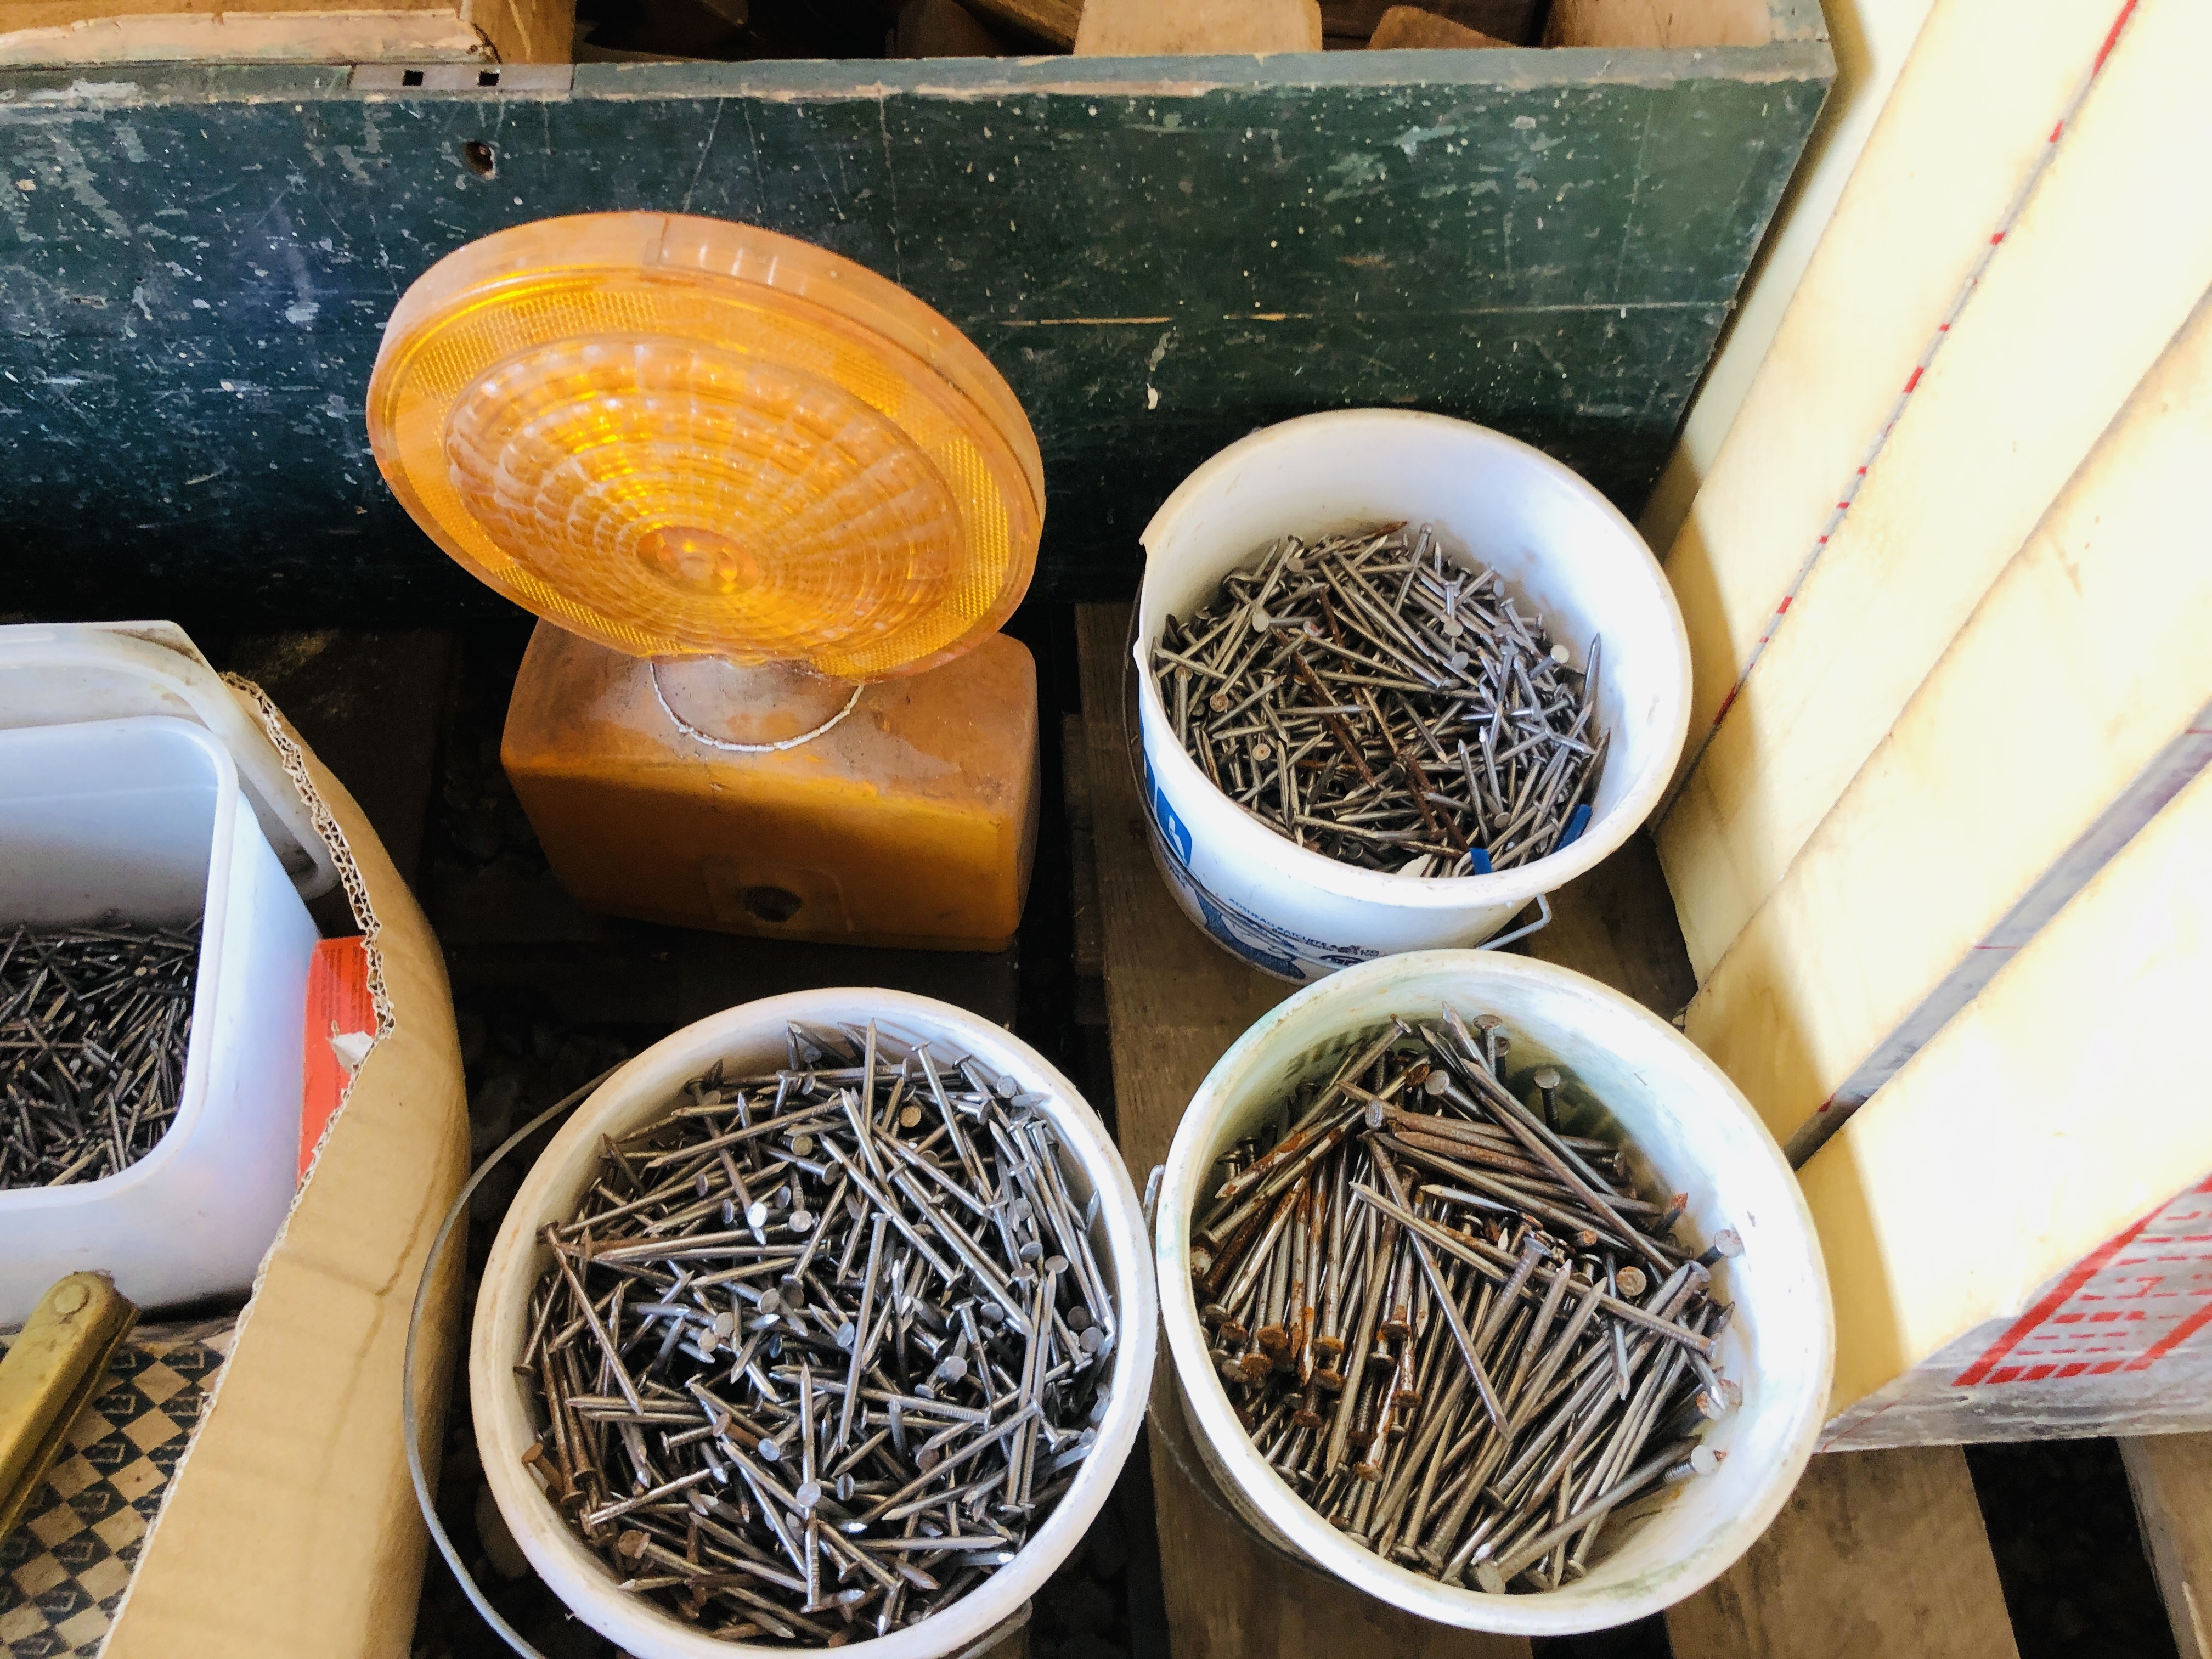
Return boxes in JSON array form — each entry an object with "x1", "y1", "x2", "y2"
[{"x1": 0, "y1": 714, "x2": 318, "y2": 1323}]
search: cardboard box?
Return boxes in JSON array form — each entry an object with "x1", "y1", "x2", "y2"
[{"x1": 84, "y1": 665, "x2": 469, "y2": 1657}]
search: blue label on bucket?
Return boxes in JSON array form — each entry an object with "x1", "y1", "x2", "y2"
[
  {"x1": 1142, "y1": 756, "x2": 1377, "y2": 984},
  {"x1": 1147, "y1": 756, "x2": 1193, "y2": 866}
]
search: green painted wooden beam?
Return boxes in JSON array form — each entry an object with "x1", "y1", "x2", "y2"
[{"x1": 0, "y1": 46, "x2": 1827, "y2": 622}]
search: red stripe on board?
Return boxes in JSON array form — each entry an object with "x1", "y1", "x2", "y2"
[
  {"x1": 1955, "y1": 1207, "x2": 2170, "y2": 1384},
  {"x1": 1956, "y1": 1176, "x2": 2212, "y2": 1385},
  {"x1": 2093, "y1": 0, "x2": 2138, "y2": 75},
  {"x1": 2049, "y1": 121, "x2": 2064, "y2": 143},
  {"x1": 1903, "y1": 366, "x2": 1924, "y2": 393},
  {"x1": 2127, "y1": 1295, "x2": 2212, "y2": 1372},
  {"x1": 1776, "y1": 596, "x2": 1792, "y2": 614},
  {"x1": 1990, "y1": 232, "x2": 2007, "y2": 247}
]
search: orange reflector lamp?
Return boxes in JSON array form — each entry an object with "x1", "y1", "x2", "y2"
[{"x1": 367, "y1": 214, "x2": 1046, "y2": 950}]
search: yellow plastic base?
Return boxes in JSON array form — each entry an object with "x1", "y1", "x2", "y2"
[{"x1": 501, "y1": 623, "x2": 1039, "y2": 951}]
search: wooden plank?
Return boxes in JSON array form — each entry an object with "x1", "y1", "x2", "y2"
[
  {"x1": 1664, "y1": 1446, "x2": 2018, "y2": 1659},
  {"x1": 0, "y1": 46, "x2": 1826, "y2": 622},
  {"x1": 1075, "y1": 602, "x2": 1527, "y2": 1659},
  {"x1": 1321, "y1": 0, "x2": 1534, "y2": 46},
  {"x1": 1368, "y1": 9, "x2": 1510, "y2": 50},
  {"x1": 1803, "y1": 763, "x2": 2212, "y2": 1445},
  {"x1": 958, "y1": 0, "x2": 1077, "y2": 49},
  {"x1": 1652, "y1": 0, "x2": 2131, "y2": 834},
  {"x1": 1075, "y1": 0, "x2": 1320, "y2": 54},
  {"x1": 1547, "y1": 0, "x2": 1783, "y2": 48},
  {"x1": 0, "y1": 10, "x2": 493, "y2": 64},
  {"x1": 1635, "y1": 0, "x2": 1933, "y2": 558},
  {"x1": 1657, "y1": 0, "x2": 2212, "y2": 980},
  {"x1": 1685, "y1": 286, "x2": 2212, "y2": 1156},
  {"x1": 0, "y1": 0, "x2": 572, "y2": 63},
  {"x1": 2121, "y1": 1434, "x2": 2212, "y2": 1659}
]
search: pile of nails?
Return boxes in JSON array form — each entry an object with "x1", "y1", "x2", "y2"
[
  {"x1": 1190, "y1": 1007, "x2": 1739, "y2": 1595},
  {"x1": 1150, "y1": 523, "x2": 1607, "y2": 878},
  {"x1": 519, "y1": 1022, "x2": 1118, "y2": 1645},
  {"x1": 1, "y1": 922, "x2": 198, "y2": 1190}
]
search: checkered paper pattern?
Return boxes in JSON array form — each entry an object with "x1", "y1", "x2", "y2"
[{"x1": 1, "y1": 1319, "x2": 234, "y2": 1658}]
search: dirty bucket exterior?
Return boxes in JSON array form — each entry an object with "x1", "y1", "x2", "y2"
[
  {"x1": 1154, "y1": 951, "x2": 1833, "y2": 1636},
  {"x1": 471, "y1": 990, "x2": 1158, "y2": 1659},
  {"x1": 1134, "y1": 410, "x2": 1691, "y2": 983}
]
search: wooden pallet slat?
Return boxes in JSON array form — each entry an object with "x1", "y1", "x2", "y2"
[
  {"x1": 1073, "y1": 601, "x2": 2028, "y2": 1659},
  {"x1": 1664, "y1": 1446, "x2": 2019, "y2": 1659},
  {"x1": 2122, "y1": 1433, "x2": 2212, "y2": 1659},
  {"x1": 1074, "y1": 603, "x2": 1527, "y2": 1659}
]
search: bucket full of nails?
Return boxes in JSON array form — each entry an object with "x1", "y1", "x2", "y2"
[
  {"x1": 1155, "y1": 950, "x2": 1831, "y2": 1636},
  {"x1": 472, "y1": 990, "x2": 1156, "y2": 1659},
  {"x1": 1133, "y1": 409, "x2": 1692, "y2": 983}
]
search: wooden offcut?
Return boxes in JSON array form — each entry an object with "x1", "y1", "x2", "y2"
[
  {"x1": 1367, "y1": 7, "x2": 1508, "y2": 49},
  {"x1": 1546, "y1": 0, "x2": 1822, "y2": 47},
  {"x1": 958, "y1": 0, "x2": 1077, "y2": 48},
  {"x1": 1074, "y1": 0, "x2": 1321, "y2": 55},
  {"x1": 1321, "y1": 0, "x2": 1531, "y2": 43},
  {"x1": 0, "y1": 0, "x2": 572, "y2": 63}
]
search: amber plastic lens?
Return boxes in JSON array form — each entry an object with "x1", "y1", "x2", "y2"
[{"x1": 366, "y1": 214, "x2": 1042, "y2": 679}]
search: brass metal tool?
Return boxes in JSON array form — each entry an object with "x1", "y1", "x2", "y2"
[{"x1": 0, "y1": 1272, "x2": 138, "y2": 1538}]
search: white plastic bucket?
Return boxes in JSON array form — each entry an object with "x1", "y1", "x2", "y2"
[
  {"x1": 0, "y1": 715, "x2": 319, "y2": 1323},
  {"x1": 472, "y1": 989, "x2": 1159, "y2": 1659},
  {"x1": 1155, "y1": 950, "x2": 1832, "y2": 1636},
  {"x1": 1134, "y1": 410, "x2": 1692, "y2": 983}
]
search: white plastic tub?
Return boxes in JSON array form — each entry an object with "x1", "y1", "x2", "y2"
[
  {"x1": 0, "y1": 715, "x2": 319, "y2": 1324},
  {"x1": 1155, "y1": 950, "x2": 1832, "y2": 1637},
  {"x1": 1134, "y1": 410, "x2": 1692, "y2": 983},
  {"x1": 472, "y1": 989, "x2": 1158, "y2": 1659}
]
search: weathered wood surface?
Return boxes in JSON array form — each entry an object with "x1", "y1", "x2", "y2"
[
  {"x1": 2122, "y1": 1432, "x2": 2212, "y2": 1659},
  {"x1": 1075, "y1": 599, "x2": 1717, "y2": 1657},
  {"x1": 0, "y1": 47, "x2": 1826, "y2": 623},
  {"x1": 1664, "y1": 1445, "x2": 2018, "y2": 1659},
  {"x1": 1073, "y1": 600, "x2": 1523, "y2": 1659}
]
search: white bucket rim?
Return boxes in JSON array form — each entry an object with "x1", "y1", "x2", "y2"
[
  {"x1": 1132, "y1": 408, "x2": 1691, "y2": 911},
  {"x1": 1154, "y1": 949, "x2": 1834, "y2": 1635},
  {"x1": 471, "y1": 989, "x2": 1159, "y2": 1659}
]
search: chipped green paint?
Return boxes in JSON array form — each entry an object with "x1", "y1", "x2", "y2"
[{"x1": 0, "y1": 47, "x2": 1827, "y2": 622}]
